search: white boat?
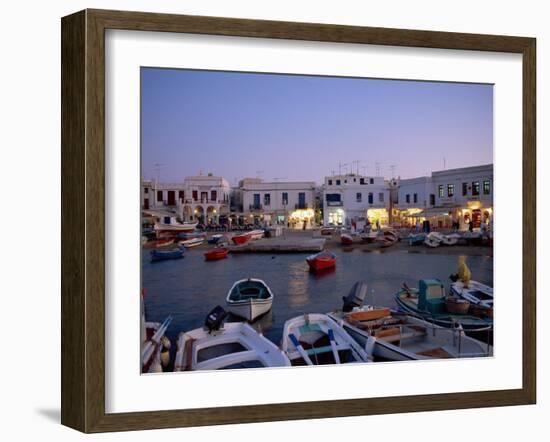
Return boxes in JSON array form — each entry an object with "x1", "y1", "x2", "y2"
[
  {"x1": 154, "y1": 216, "x2": 198, "y2": 233},
  {"x1": 451, "y1": 280, "x2": 494, "y2": 308},
  {"x1": 424, "y1": 231, "x2": 444, "y2": 247},
  {"x1": 360, "y1": 230, "x2": 379, "y2": 243},
  {"x1": 226, "y1": 278, "x2": 274, "y2": 321},
  {"x1": 329, "y1": 307, "x2": 492, "y2": 360},
  {"x1": 179, "y1": 237, "x2": 204, "y2": 248},
  {"x1": 441, "y1": 233, "x2": 461, "y2": 245},
  {"x1": 281, "y1": 313, "x2": 371, "y2": 366},
  {"x1": 248, "y1": 229, "x2": 265, "y2": 240},
  {"x1": 328, "y1": 281, "x2": 492, "y2": 360},
  {"x1": 174, "y1": 307, "x2": 290, "y2": 371}
]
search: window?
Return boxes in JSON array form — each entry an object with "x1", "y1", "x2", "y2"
[
  {"x1": 344, "y1": 180, "x2": 347, "y2": 184},
  {"x1": 406, "y1": 194, "x2": 410, "y2": 204},
  {"x1": 356, "y1": 192, "x2": 362, "y2": 202},
  {"x1": 282, "y1": 192, "x2": 288, "y2": 205},
  {"x1": 253, "y1": 194, "x2": 260, "y2": 208},
  {"x1": 360, "y1": 178, "x2": 365, "y2": 185},
  {"x1": 369, "y1": 178, "x2": 374, "y2": 184},
  {"x1": 211, "y1": 190, "x2": 217, "y2": 202},
  {"x1": 438, "y1": 185, "x2": 444, "y2": 198},
  {"x1": 144, "y1": 187, "x2": 149, "y2": 194},
  {"x1": 462, "y1": 182, "x2": 468, "y2": 196},
  {"x1": 353, "y1": 178, "x2": 356, "y2": 182},
  {"x1": 472, "y1": 181, "x2": 480, "y2": 196},
  {"x1": 413, "y1": 193, "x2": 418, "y2": 203},
  {"x1": 429, "y1": 194, "x2": 435, "y2": 206},
  {"x1": 298, "y1": 192, "x2": 306, "y2": 208},
  {"x1": 447, "y1": 184, "x2": 454, "y2": 197},
  {"x1": 379, "y1": 192, "x2": 384, "y2": 202},
  {"x1": 179, "y1": 190, "x2": 185, "y2": 201},
  {"x1": 336, "y1": 179, "x2": 341, "y2": 185},
  {"x1": 368, "y1": 193, "x2": 373, "y2": 204},
  {"x1": 328, "y1": 180, "x2": 332, "y2": 185},
  {"x1": 483, "y1": 180, "x2": 491, "y2": 195},
  {"x1": 192, "y1": 190, "x2": 198, "y2": 201},
  {"x1": 157, "y1": 190, "x2": 163, "y2": 202},
  {"x1": 264, "y1": 193, "x2": 270, "y2": 206},
  {"x1": 326, "y1": 193, "x2": 341, "y2": 202}
]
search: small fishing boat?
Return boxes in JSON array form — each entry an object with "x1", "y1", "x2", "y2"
[
  {"x1": 408, "y1": 232, "x2": 427, "y2": 246},
  {"x1": 340, "y1": 233, "x2": 354, "y2": 245},
  {"x1": 179, "y1": 237, "x2": 204, "y2": 248},
  {"x1": 450, "y1": 280, "x2": 494, "y2": 309},
  {"x1": 281, "y1": 313, "x2": 371, "y2": 366},
  {"x1": 424, "y1": 231, "x2": 444, "y2": 247},
  {"x1": 204, "y1": 247, "x2": 229, "y2": 261},
  {"x1": 375, "y1": 229, "x2": 398, "y2": 248},
  {"x1": 207, "y1": 234, "x2": 224, "y2": 244},
  {"x1": 360, "y1": 230, "x2": 378, "y2": 243},
  {"x1": 177, "y1": 231, "x2": 207, "y2": 240},
  {"x1": 441, "y1": 233, "x2": 461, "y2": 245},
  {"x1": 226, "y1": 278, "x2": 274, "y2": 321},
  {"x1": 232, "y1": 232, "x2": 251, "y2": 245},
  {"x1": 154, "y1": 216, "x2": 198, "y2": 233},
  {"x1": 174, "y1": 306, "x2": 290, "y2": 371},
  {"x1": 320, "y1": 227, "x2": 335, "y2": 236},
  {"x1": 249, "y1": 229, "x2": 265, "y2": 240},
  {"x1": 144, "y1": 238, "x2": 174, "y2": 248},
  {"x1": 141, "y1": 293, "x2": 172, "y2": 373},
  {"x1": 306, "y1": 250, "x2": 336, "y2": 272},
  {"x1": 150, "y1": 247, "x2": 184, "y2": 262},
  {"x1": 394, "y1": 279, "x2": 493, "y2": 330},
  {"x1": 328, "y1": 281, "x2": 492, "y2": 361}
]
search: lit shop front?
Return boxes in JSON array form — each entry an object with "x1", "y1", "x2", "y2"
[
  {"x1": 327, "y1": 207, "x2": 345, "y2": 226},
  {"x1": 289, "y1": 208, "x2": 315, "y2": 229},
  {"x1": 366, "y1": 208, "x2": 389, "y2": 227},
  {"x1": 394, "y1": 208, "x2": 425, "y2": 228},
  {"x1": 459, "y1": 202, "x2": 493, "y2": 229}
]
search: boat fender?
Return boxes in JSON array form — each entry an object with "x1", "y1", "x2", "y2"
[
  {"x1": 160, "y1": 349, "x2": 170, "y2": 367},
  {"x1": 364, "y1": 335, "x2": 377, "y2": 360}
]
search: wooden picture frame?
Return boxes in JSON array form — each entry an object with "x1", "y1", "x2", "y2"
[{"x1": 61, "y1": 8, "x2": 536, "y2": 433}]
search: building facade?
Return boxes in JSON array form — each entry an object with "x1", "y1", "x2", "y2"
[
  {"x1": 322, "y1": 174, "x2": 390, "y2": 228},
  {"x1": 240, "y1": 178, "x2": 317, "y2": 228}
]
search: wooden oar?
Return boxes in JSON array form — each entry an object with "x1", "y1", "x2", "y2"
[
  {"x1": 289, "y1": 333, "x2": 313, "y2": 366},
  {"x1": 327, "y1": 329, "x2": 341, "y2": 364}
]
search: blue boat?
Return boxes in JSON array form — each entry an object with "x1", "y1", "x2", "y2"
[
  {"x1": 150, "y1": 248, "x2": 184, "y2": 262},
  {"x1": 408, "y1": 233, "x2": 426, "y2": 246},
  {"x1": 394, "y1": 279, "x2": 492, "y2": 330}
]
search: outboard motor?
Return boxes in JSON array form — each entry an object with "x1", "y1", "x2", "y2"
[
  {"x1": 204, "y1": 305, "x2": 228, "y2": 333},
  {"x1": 342, "y1": 281, "x2": 368, "y2": 312}
]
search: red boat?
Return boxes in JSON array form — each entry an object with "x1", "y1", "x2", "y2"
[
  {"x1": 306, "y1": 251, "x2": 337, "y2": 272},
  {"x1": 204, "y1": 247, "x2": 229, "y2": 261},
  {"x1": 232, "y1": 233, "x2": 251, "y2": 245},
  {"x1": 340, "y1": 233, "x2": 353, "y2": 245}
]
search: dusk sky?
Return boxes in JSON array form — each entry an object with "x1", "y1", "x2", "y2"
[{"x1": 141, "y1": 68, "x2": 493, "y2": 185}]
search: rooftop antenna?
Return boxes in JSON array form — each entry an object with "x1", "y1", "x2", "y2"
[
  {"x1": 338, "y1": 162, "x2": 348, "y2": 175},
  {"x1": 331, "y1": 170, "x2": 336, "y2": 176},
  {"x1": 153, "y1": 163, "x2": 165, "y2": 184},
  {"x1": 375, "y1": 162, "x2": 381, "y2": 177},
  {"x1": 389, "y1": 165, "x2": 396, "y2": 178},
  {"x1": 256, "y1": 170, "x2": 264, "y2": 178},
  {"x1": 273, "y1": 176, "x2": 287, "y2": 182},
  {"x1": 360, "y1": 166, "x2": 367, "y2": 176},
  {"x1": 352, "y1": 160, "x2": 360, "y2": 175},
  {"x1": 443, "y1": 157, "x2": 446, "y2": 169}
]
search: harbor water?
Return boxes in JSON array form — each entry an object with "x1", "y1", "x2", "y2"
[{"x1": 142, "y1": 246, "x2": 493, "y2": 369}]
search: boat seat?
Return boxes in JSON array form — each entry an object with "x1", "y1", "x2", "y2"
[
  {"x1": 299, "y1": 323, "x2": 322, "y2": 334},
  {"x1": 304, "y1": 345, "x2": 333, "y2": 356},
  {"x1": 415, "y1": 347, "x2": 452, "y2": 358},
  {"x1": 377, "y1": 329, "x2": 427, "y2": 343}
]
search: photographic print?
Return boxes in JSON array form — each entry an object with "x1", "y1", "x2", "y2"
[{"x1": 140, "y1": 68, "x2": 494, "y2": 374}]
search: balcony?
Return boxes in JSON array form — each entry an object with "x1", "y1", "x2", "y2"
[
  {"x1": 295, "y1": 203, "x2": 308, "y2": 209},
  {"x1": 325, "y1": 201, "x2": 343, "y2": 207},
  {"x1": 249, "y1": 204, "x2": 263, "y2": 211}
]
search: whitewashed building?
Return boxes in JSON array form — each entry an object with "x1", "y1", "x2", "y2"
[
  {"x1": 141, "y1": 174, "x2": 231, "y2": 224},
  {"x1": 322, "y1": 174, "x2": 390, "y2": 227},
  {"x1": 240, "y1": 178, "x2": 317, "y2": 228},
  {"x1": 394, "y1": 164, "x2": 493, "y2": 229}
]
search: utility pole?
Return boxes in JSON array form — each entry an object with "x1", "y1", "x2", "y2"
[
  {"x1": 153, "y1": 163, "x2": 165, "y2": 185},
  {"x1": 352, "y1": 160, "x2": 360, "y2": 175},
  {"x1": 338, "y1": 162, "x2": 348, "y2": 175}
]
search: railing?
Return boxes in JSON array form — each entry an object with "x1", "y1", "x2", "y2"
[
  {"x1": 295, "y1": 203, "x2": 308, "y2": 209},
  {"x1": 326, "y1": 201, "x2": 343, "y2": 207},
  {"x1": 249, "y1": 204, "x2": 263, "y2": 210}
]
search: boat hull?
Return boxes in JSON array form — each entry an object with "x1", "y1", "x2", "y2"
[
  {"x1": 204, "y1": 248, "x2": 229, "y2": 261},
  {"x1": 341, "y1": 234, "x2": 353, "y2": 245},
  {"x1": 306, "y1": 251, "x2": 336, "y2": 272},
  {"x1": 226, "y1": 298, "x2": 273, "y2": 321},
  {"x1": 232, "y1": 234, "x2": 251, "y2": 245}
]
